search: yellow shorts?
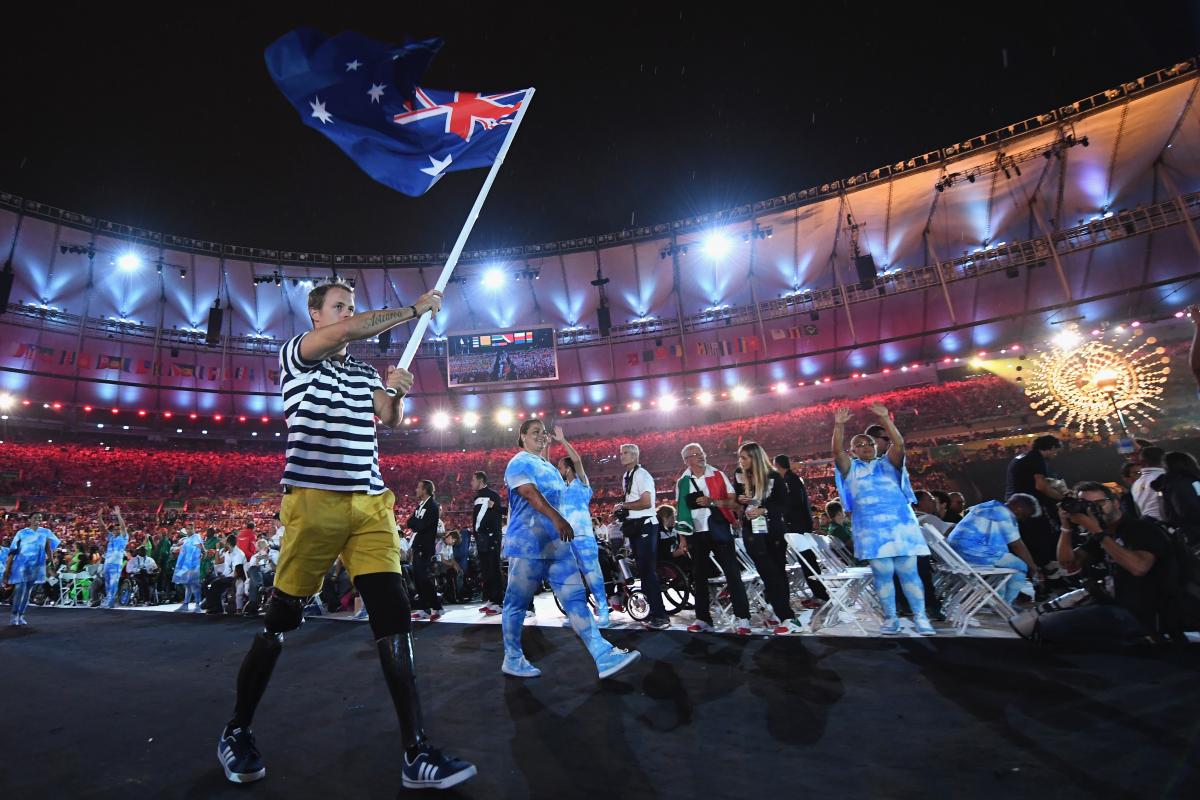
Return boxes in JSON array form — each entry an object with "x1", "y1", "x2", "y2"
[{"x1": 274, "y1": 487, "x2": 402, "y2": 598}]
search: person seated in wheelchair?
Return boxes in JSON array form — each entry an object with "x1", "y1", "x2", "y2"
[
  {"x1": 125, "y1": 546, "x2": 160, "y2": 606},
  {"x1": 435, "y1": 531, "x2": 465, "y2": 604},
  {"x1": 1009, "y1": 481, "x2": 1173, "y2": 645},
  {"x1": 654, "y1": 506, "x2": 691, "y2": 570}
]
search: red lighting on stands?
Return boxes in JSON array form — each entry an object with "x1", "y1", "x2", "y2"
[
  {"x1": 163, "y1": 411, "x2": 173, "y2": 419},
  {"x1": 214, "y1": 414, "x2": 223, "y2": 422},
  {"x1": 111, "y1": 408, "x2": 119, "y2": 414},
  {"x1": 137, "y1": 410, "x2": 147, "y2": 417},
  {"x1": 261, "y1": 416, "x2": 269, "y2": 423},
  {"x1": 83, "y1": 405, "x2": 93, "y2": 412},
  {"x1": 52, "y1": 402, "x2": 63, "y2": 410},
  {"x1": 189, "y1": 413, "x2": 198, "y2": 420},
  {"x1": 238, "y1": 416, "x2": 247, "y2": 423},
  {"x1": 22, "y1": 400, "x2": 32, "y2": 406}
]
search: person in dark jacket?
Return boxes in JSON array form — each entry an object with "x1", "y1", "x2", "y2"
[
  {"x1": 1151, "y1": 452, "x2": 1200, "y2": 544},
  {"x1": 737, "y1": 442, "x2": 802, "y2": 634},
  {"x1": 773, "y1": 454, "x2": 826, "y2": 608},
  {"x1": 406, "y1": 480, "x2": 443, "y2": 620}
]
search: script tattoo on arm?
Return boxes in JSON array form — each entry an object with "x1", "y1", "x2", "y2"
[{"x1": 366, "y1": 307, "x2": 412, "y2": 331}]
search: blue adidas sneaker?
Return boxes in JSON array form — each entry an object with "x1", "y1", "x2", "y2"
[
  {"x1": 217, "y1": 725, "x2": 266, "y2": 784},
  {"x1": 402, "y1": 744, "x2": 477, "y2": 790}
]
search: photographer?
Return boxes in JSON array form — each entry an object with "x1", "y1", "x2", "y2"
[
  {"x1": 1014, "y1": 482, "x2": 1170, "y2": 645},
  {"x1": 613, "y1": 443, "x2": 670, "y2": 630}
]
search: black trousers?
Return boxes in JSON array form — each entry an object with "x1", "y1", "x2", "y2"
[
  {"x1": 133, "y1": 572, "x2": 154, "y2": 603},
  {"x1": 410, "y1": 534, "x2": 442, "y2": 612},
  {"x1": 689, "y1": 531, "x2": 751, "y2": 623},
  {"x1": 477, "y1": 546, "x2": 504, "y2": 606},
  {"x1": 623, "y1": 517, "x2": 666, "y2": 618},
  {"x1": 744, "y1": 531, "x2": 795, "y2": 622},
  {"x1": 206, "y1": 576, "x2": 235, "y2": 613}
]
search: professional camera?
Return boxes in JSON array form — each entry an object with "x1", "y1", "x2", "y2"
[
  {"x1": 1059, "y1": 495, "x2": 1103, "y2": 518},
  {"x1": 613, "y1": 508, "x2": 630, "y2": 523}
]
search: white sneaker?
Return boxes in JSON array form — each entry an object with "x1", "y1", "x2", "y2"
[
  {"x1": 764, "y1": 614, "x2": 782, "y2": 628},
  {"x1": 734, "y1": 617, "x2": 753, "y2": 636},
  {"x1": 773, "y1": 619, "x2": 806, "y2": 635}
]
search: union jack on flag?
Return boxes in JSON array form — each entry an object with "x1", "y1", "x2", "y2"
[{"x1": 265, "y1": 28, "x2": 530, "y2": 196}]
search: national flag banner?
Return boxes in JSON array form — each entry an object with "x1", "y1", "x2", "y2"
[
  {"x1": 668, "y1": 344, "x2": 684, "y2": 357},
  {"x1": 210, "y1": 366, "x2": 222, "y2": 381},
  {"x1": 655, "y1": 346, "x2": 667, "y2": 359},
  {"x1": 642, "y1": 350, "x2": 655, "y2": 363},
  {"x1": 268, "y1": 369, "x2": 281, "y2": 384},
  {"x1": 79, "y1": 353, "x2": 94, "y2": 369},
  {"x1": 172, "y1": 363, "x2": 195, "y2": 378},
  {"x1": 265, "y1": 28, "x2": 530, "y2": 196},
  {"x1": 235, "y1": 367, "x2": 246, "y2": 380},
  {"x1": 59, "y1": 351, "x2": 76, "y2": 366},
  {"x1": 121, "y1": 358, "x2": 134, "y2": 372},
  {"x1": 770, "y1": 329, "x2": 787, "y2": 341},
  {"x1": 626, "y1": 353, "x2": 640, "y2": 366},
  {"x1": 736, "y1": 337, "x2": 748, "y2": 354},
  {"x1": 135, "y1": 360, "x2": 152, "y2": 375},
  {"x1": 249, "y1": 369, "x2": 256, "y2": 380},
  {"x1": 34, "y1": 345, "x2": 56, "y2": 363},
  {"x1": 12, "y1": 343, "x2": 31, "y2": 358},
  {"x1": 98, "y1": 355, "x2": 122, "y2": 370},
  {"x1": 514, "y1": 331, "x2": 529, "y2": 343},
  {"x1": 747, "y1": 335, "x2": 761, "y2": 352},
  {"x1": 718, "y1": 340, "x2": 733, "y2": 356},
  {"x1": 479, "y1": 335, "x2": 492, "y2": 347}
]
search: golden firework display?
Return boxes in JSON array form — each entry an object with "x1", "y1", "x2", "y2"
[{"x1": 1024, "y1": 328, "x2": 1171, "y2": 435}]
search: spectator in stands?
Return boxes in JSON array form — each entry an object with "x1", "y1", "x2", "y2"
[
  {"x1": 737, "y1": 442, "x2": 803, "y2": 634},
  {"x1": 1005, "y1": 435, "x2": 1066, "y2": 568},
  {"x1": 944, "y1": 492, "x2": 966, "y2": 524},
  {"x1": 775, "y1": 455, "x2": 825, "y2": 609},
  {"x1": 833, "y1": 404, "x2": 935, "y2": 635},
  {"x1": 1117, "y1": 462, "x2": 1142, "y2": 519},
  {"x1": 946, "y1": 494, "x2": 1042, "y2": 605},
  {"x1": 1150, "y1": 451, "x2": 1200, "y2": 544},
  {"x1": 470, "y1": 471, "x2": 505, "y2": 617},
  {"x1": 614, "y1": 443, "x2": 670, "y2": 630},
  {"x1": 236, "y1": 520, "x2": 257, "y2": 560},
  {"x1": 676, "y1": 442, "x2": 753, "y2": 635},
  {"x1": 1132, "y1": 446, "x2": 1166, "y2": 520},
  {"x1": 823, "y1": 501, "x2": 853, "y2": 552}
]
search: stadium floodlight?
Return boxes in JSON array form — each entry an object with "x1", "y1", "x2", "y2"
[
  {"x1": 116, "y1": 252, "x2": 142, "y2": 272},
  {"x1": 701, "y1": 233, "x2": 732, "y2": 260},
  {"x1": 482, "y1": 267, "x2": 506, "y2": 290},
  {"x1": 462, "y1": 411, "x2": 480, "y2": 428},
  {"x1": 731, "y1": 385, "x2": 750, "y2": 401},
  {"x1": 658, "y1": 395, "x2": 677, "y2": 411},
  {"x1": 0, "y1": 393, "x2": 13, "y2": 411},
  {"x1": 629, "y1": 400, "x2": 641, "y2": 411},
  {"x1": 697, "y1": 391, "x2": 713, "y2": 405},
  {"x1": 774, "y1": 382, "x2": 788, "y2": 394},
  {"x1": 495, "y1": 408, "x2": 514, "y2": 426},
  {"x1": 431, "y1": 411, "x2": 451, "y2": 430}
]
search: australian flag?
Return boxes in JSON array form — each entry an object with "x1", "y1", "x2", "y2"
[{"x1": 265, "y1": 28, "x2": 530, "y2": 196}]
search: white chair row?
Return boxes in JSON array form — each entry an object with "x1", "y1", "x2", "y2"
[{"x1": 920, "y1": 525, "x2": 1018, "y2": 635}]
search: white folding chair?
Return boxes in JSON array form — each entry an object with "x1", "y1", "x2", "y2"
[
  {"x1": 732, "y1": 538, "x2": 771, "y2": 622},
  {"x1": 795, "y1": 540, "x2": 877, "y2": 635},
  {"x1": 921, "y1": 525, "x2": 1017, "y2": 635}
]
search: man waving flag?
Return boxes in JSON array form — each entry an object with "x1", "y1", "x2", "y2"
[{"x1": 265, "y1": 28, "x2": 530, "y2": 196}]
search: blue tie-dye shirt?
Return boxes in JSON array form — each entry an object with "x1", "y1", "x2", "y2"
[
  {"x1": 503, "y1": 450, "x2": 570, "y2": 560},
  {"x1": 561, "y1": 479, "x2": 595, "y2": 541},
  {"x1": 834, "y1": 457, "x2": 929, "y2": 560},
  {"x1": 173, "y1": 533, "x2": 204, "y2": 584},
  {"x1": 6, "y1": 526, "x2": 60, "y2": 585},
  {"x1": 946, "y1": 500, "x2": 1021, "y2": 565}
]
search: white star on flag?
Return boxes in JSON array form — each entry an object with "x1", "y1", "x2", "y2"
[
  {"x1": 309, "y1": 97, "x2": 333, "y2": 125},
  {"x1": 367, "y1": 83, "x2": 386, "y2": 103},
  {"x1": 420, "y1": 154, "x2": 452, "y2": 179},
  {"x1": 345, "y1": 59, "x2": 362, "y2": 71}
]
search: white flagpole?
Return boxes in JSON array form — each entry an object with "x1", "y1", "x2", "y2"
[{"x1": 385, "y1": 87, "x2": 536, "y2": 394}]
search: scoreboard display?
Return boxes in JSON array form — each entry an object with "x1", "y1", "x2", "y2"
[{"x1": 446, "y1": 325, "x2": 558, "y2": 387}]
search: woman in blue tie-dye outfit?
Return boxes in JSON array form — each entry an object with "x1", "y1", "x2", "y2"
[
  {"x1": 173, "y1": 521, "x2": 206, "y2": 612},
  {"x1": 2, "y1": 513, "x2": 60, "y2": 626},
  {"x1": 832, "y1": 404, "x2": 936, "y2": 636},
  {"x1": 552, "y1": 425, "x2": 611, "y2": 628},
  {"x1": 500, "y1": 418, "x2": 639, "y2": 680}
]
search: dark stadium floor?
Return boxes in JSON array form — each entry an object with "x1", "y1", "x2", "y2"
[{"x1": 2, "y1": 608, "x2": 1198, "y2": 800}]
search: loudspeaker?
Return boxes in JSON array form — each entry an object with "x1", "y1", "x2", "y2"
[
  {"x1": 854, "y1": 254, "x2": 877, "y2": 288},
  {"x1": 0, "y1": 263, "x2": 13, "y2": 314},
  {"x1": 205, "y1": 302, "x2": 223, "y2": 346},
  {"x1": 597, "y1": 304, "x2": 612, "y2": 338}
]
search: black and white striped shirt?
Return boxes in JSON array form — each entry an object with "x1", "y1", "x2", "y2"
[{"x1": 279, "y1": 333, "x2": 388, "y2": 494}]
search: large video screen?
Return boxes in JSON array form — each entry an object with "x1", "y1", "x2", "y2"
[{"x1": 446, "y1": 326, "x2": 558, "y2": 388}]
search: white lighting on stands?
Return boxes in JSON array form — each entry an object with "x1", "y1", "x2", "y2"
[
  {"x1": 462, "y1": 411, "x2": 480, "y2": 428},
  {"x1": 1054, "y1": 329, "x2": 1083, "y2": 349},
  {"x1": 482, "y1": 268, "x2": 506, "y2": 290},
  {"x1": 431, "y1": 411, "x2": 451, "y2": 430},
  {"x1": 629, "y1": 400, "x2": 641, "y2": 411},
  {"x1": 116, "y1": 252, "x2": 142, "y2": 272},
  {"x1": 731, "y1": 385, "x2": 750, "y2": 401},
  {"x1": 0, "y1": 393, "x2": 13, "y2": 411},
  {"x1": 697, "y1": 391, "x2": 713, "y2": 405},
  {"x1": 659, "y1": 395, "x2": 677, "y2": 411},
  {"x1": 495, "y1": 408, "x2": 514, "y2": 426},
  {"x1": 702, "y1": 233, "x2": 732, "y2": 260},
  {"x1": 774, "y1": 382, "x2": 788, "y2": 394}
]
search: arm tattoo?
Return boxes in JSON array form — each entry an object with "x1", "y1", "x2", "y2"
[{"x1": 366, "y1": 307, "x2": 411, "y2": 329}]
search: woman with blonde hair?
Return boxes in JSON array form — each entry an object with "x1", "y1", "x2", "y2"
[{"x1": 736, "y1": 442, "x2": 803, "y2": 634}]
